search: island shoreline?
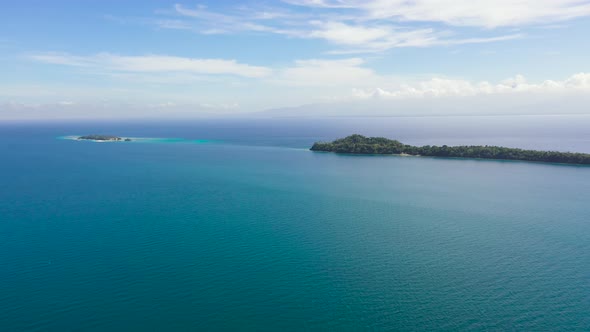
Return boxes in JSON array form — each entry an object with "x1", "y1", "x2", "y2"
[{"x1": 310, "y1": 134, "x2": 590, "y2": 166}]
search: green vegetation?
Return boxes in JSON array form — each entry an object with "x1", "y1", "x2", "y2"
[
  {"x1": 78, "y1": 135, "x2": 130, "y2": 141},
  {"x1": 310, "y1": 134, "x2": 590, "y2": 165}
]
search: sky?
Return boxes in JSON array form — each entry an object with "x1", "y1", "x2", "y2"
[{"x1": 1, "y1": 0, "x2": 590, "y2": 119}]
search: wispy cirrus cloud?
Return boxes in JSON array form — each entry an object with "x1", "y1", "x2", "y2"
[
  {"x1": 305, "y1": 21, "x2": 522, "y2": 53},
  {"x1": 155, "y1": 3, "x2": 527, "y2": 53},
  {"x1": 28, "y1": 52, "x2": 272, "y2": 78},
  {"x1": 283, "y1": 0, "x2": 590, "y2": 28},
  {"x1": 27, "y1": 52, "x2": 379, "y2": 86},
  {"x1": 170, "y1": 4, "x2": 299, "y2": 35}
]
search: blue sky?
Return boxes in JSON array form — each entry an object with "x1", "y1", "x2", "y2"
[{"x1": 1, "y1": 0, "x2": 590, "y2": 119}]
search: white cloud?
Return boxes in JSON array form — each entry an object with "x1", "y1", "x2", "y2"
[
  {"x1": 308, "y1": 21, "x2": 391, "y2": 45},
  {"x1": 28, "y1": 52, "x2": 377, "y2": 87},
  {"x1": 306, "y1": 22, "x2": 440, "y2": 52},
  {"x1": 284, "y1": 0, "x2": 590, "y2": 28},
  {"x1": 565, "y1": 72, "x2": 590, "y2": 87},
  {"x1": 25, "y1": 51, "x2": 590, "y2": 98},
  {"x1": 163, "y1": 3, "x2": 525, "y2": 53},
  {"x1": 4, "y1": 72, "x2": 590, "y2": 119},
  {"x1": 20, "y1": 48, "x2": 590, "y2": 118},
  {"x1": 306, "y1": 21, "x2": 522, "y2": 52},
  {"x1": 171, "y1": 4, "x2": 293, "y2": 35},
  {"x1": 29, "y1": 52, "x2": 272, "y2": 78},
  {"x1": 352, "y1": 73, "x2": 590, "y2": 99}
]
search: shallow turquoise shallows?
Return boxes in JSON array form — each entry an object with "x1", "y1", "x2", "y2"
[{"x1": 1, "y1": 117, "x2": 590, "y2": 331}]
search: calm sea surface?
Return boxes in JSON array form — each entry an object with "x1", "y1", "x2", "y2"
[{"x1": 1, "y1": 116, "x2": 590, "y2": 331}]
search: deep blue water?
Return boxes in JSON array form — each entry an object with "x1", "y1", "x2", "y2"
[{"x1": 1, "y1": 116, "x2": 590, "y2": 331}]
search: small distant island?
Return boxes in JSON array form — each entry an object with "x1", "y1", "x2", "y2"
[
  {"x1": 78, "y1": 135, "x2": 132, "y2": 142},
  {"x1": 311, "y1": 134, "x2": 590, "y2": 165}
]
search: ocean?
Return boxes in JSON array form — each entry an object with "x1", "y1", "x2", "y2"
[{"x1": 1, "y1": 115, "x2": 590, "y2": 331}]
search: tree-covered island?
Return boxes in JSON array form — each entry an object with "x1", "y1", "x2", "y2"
[
  {"x1": 78, "y1": 135, "x2": 132, "y2": 141},
  {"x1": 310, "y1": 134, "x2": 590, "y2": 165}
]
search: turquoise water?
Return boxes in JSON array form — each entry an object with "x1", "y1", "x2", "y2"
[{"x1": 1, "y1": 117, "x2": 590, "y2": 330}]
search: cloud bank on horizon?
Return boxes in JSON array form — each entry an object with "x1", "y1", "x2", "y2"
[{"x1": 1, "y1": 0, "x2": 589, "y2": 119}]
